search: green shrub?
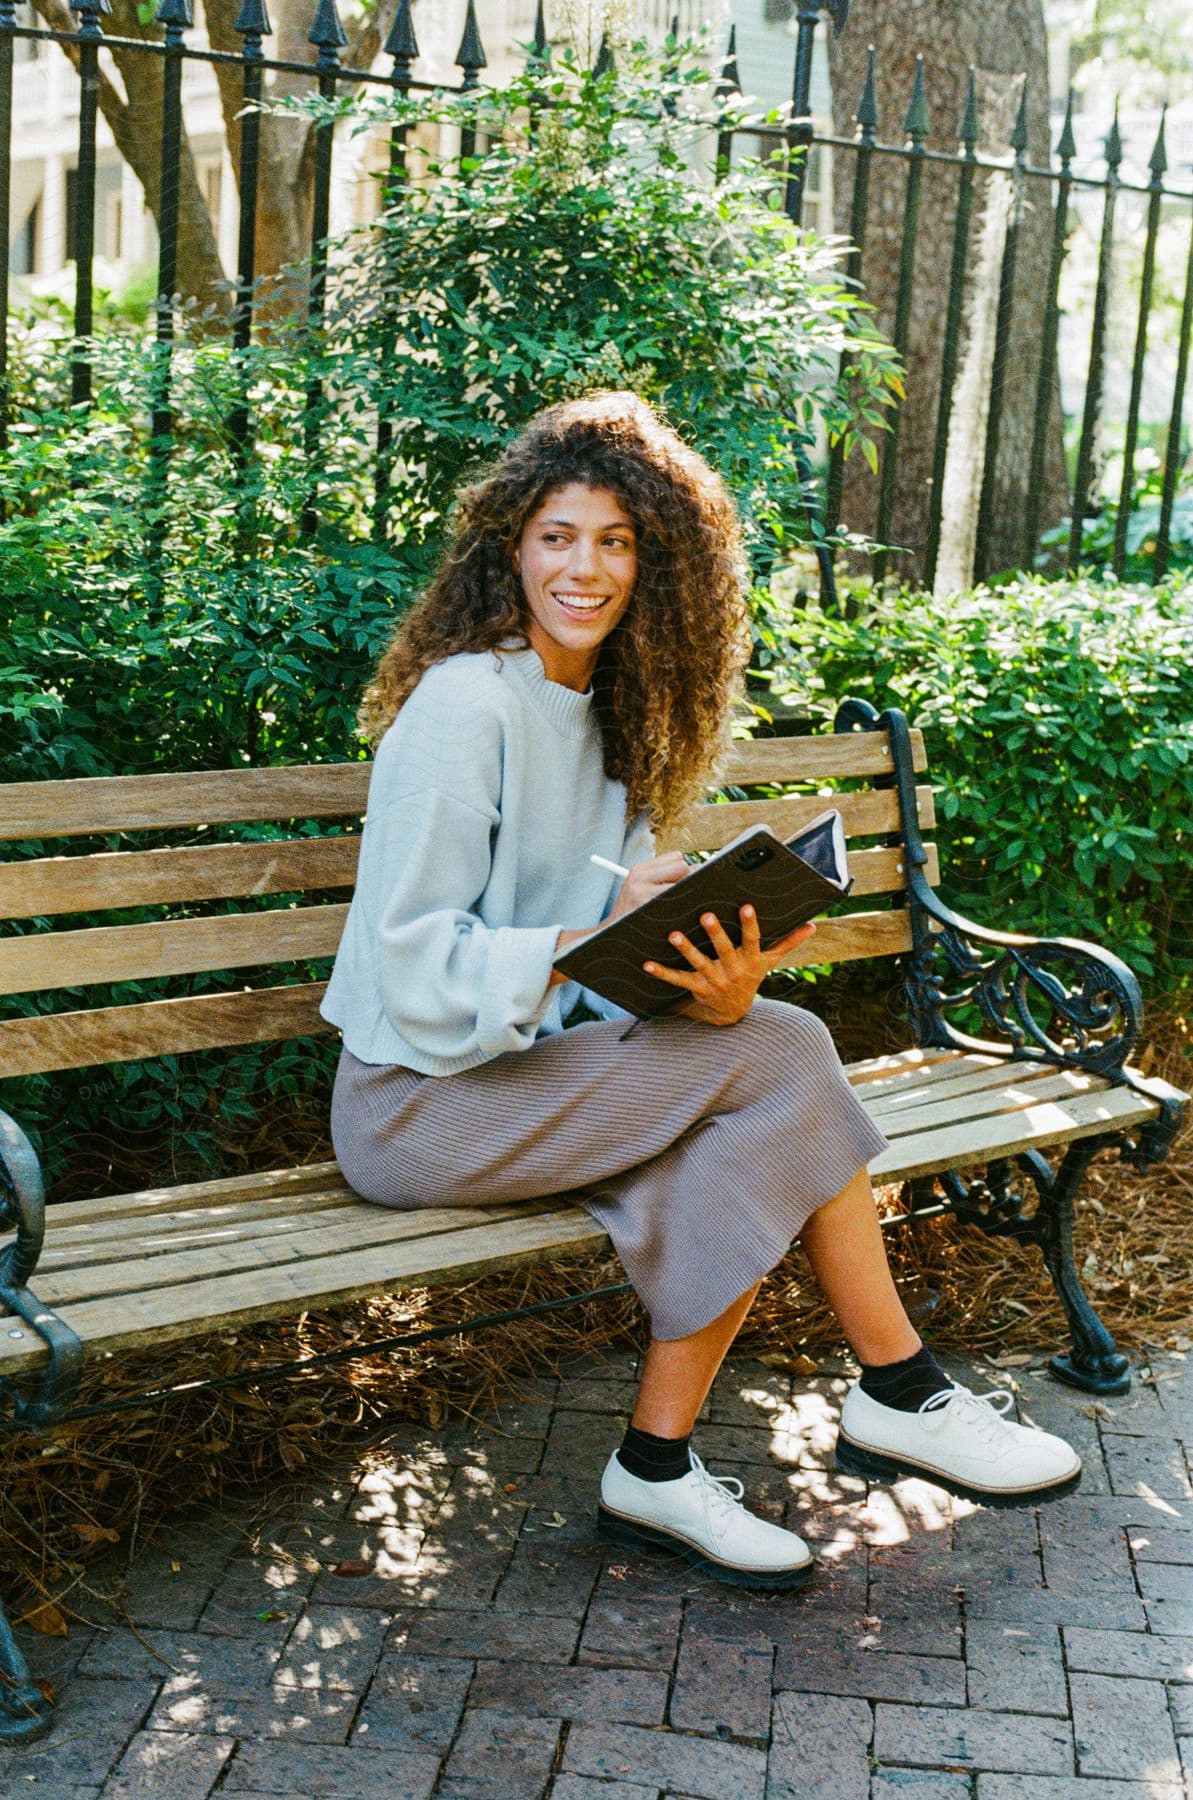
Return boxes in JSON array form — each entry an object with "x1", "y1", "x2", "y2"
[{"x1": 761, "y1": 573, "x2": 1193, "y2": 993}]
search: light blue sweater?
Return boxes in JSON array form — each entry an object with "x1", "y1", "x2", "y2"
[{"x1": 320, "y1": 643, "x2": 655, "y2": 1074}]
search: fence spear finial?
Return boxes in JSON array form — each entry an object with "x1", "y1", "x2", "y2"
[
  {"x1": 1105, "y1": 97, "x2": 1123, "y2": 170},
  {"x1": 155, "y1": 0, "x2": 192, "y2": 28},
  {"x1": 958, "y1": 64, "x2": 977, "y2": 149},
  {"x1": 1057, "y1": 86, "x2": 1076, "y2": 165},
  {"x1": 1149, "y1": 103, "x2": 1168, "y2": 179},
  {"x1": 233, "y1": 0, "x2": 270, "y2": 41},
  {"x1": 1011, "y1": 77, "x2": 1028, "y2": 156},
  {"x1": 455, "y1": 0, "x2": 487, "y2": 83},
  {"x1": 717, "y1": 23, "x2": 739, "y2": 99},
  {"x1": 856, "y1": 43, "x2": 878, "y2": 139},
  {"x1": 384, "y1": 0, "x2": 417, "y2": 64},
  {"x1": 531, "y1": 0, "x2": 548, "y2": 61},
  {"x1": 904, "y1": 53, "x2": 928, "y2": 144},
  {"x1": 309, "y1": 0, "x2": 347, "y2": 55},
  {"x1": 594, "y1": 30, "x2": 614, "y2": 77}
]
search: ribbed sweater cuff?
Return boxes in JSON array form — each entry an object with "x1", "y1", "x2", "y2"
[{"x1": 476, "y1": 924, "x2": 563, "y2": 1056}]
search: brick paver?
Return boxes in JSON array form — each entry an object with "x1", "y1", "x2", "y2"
[{"x1": 3, "y1": 1350, "x2": 1193, "y2": 1798}]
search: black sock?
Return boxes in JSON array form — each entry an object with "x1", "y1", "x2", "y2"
[
  {"x1": 616, "y1": 1423, "x2": 692, "y2": 1483},
  {"x1": 859, "y1": 1344, "x2": 954, "y2": 1413}
]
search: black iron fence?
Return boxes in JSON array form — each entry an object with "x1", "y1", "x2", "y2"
[{"x1": 1, "y1": 0, "x2": 1191, "y2": 594}]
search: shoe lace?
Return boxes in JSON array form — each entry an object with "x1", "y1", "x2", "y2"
[
  {"x1": 918, "y1": 1384, "x2": 1016, "y2": 1444},
  {"x1": 688, "y1": 1452, "x2": 746, "y2": 1529}
]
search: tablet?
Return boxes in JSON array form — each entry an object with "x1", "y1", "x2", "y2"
[{"x1": 554, "y1": 818, "x2": 850, "y2": 1019}]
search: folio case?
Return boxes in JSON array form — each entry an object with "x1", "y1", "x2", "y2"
[{"x1": 553, "y1": 823, "x2": 852, "y2": 1020}]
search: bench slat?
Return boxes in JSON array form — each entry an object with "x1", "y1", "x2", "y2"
[
  {"x1": 0, "y1": 884, "x2": 923, "y2": 1005},
  {"x1": 0, "y1": 732, "x2": 928, "y2": 842},
  {"x1": 869, "y1": 1083, "x2": 1156, "y2": 1183},
  {"x1": 0, "y1": 1207, "x2": 609, "y2": 1373},
  {"x1": 861, "y1": 1058, "x2": 1066, "y2": 1115},
  {"x1": 666, "y1": 786, "x2": 936, "y2": 853},
  {"x1": 0, "y1": 906, "x2": 348, "y2": 995},
  {"x1": 0, "y1": 838, "x2": 938, "y2": 926},
  {"x1": 0, "y1": 983, "x2": 332, "y2": 1077},
  {"x1": 41, "y1": 1193, "x2": 362, "y2": 1261},
  {"x1": 774, "y1": 910, "x2": 915, "y2": 967},
  {"x1": 30, "y1": 1200, "x2": 566, "y2": 1305},
  {"x1": 0, "y1": 837, "x2": 360, "y2": 921},
  {"x1": 875, "y1": 1069, "x2": 1107, "y2": 1138},
  {"x1": 722, "y1": 730, "x2": 927, "y2": 782},
  {"x1": 0, "y1": 766, "x2": 371, "y2": 840},
  {"x1": 39, "y1": 1159, "x2": 346, "y2": 1226}
]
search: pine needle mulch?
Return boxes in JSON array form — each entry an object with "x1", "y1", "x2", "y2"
[{"x1": 1, "y1": 999, "x2": 1188, "y2": 1633}]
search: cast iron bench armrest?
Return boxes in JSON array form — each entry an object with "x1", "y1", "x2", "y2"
[
  {"x1": 839, "y1": 699, "x2": 1183, "y2": 1170},
  {"x1": 0, "y1": 1107, "x2": 45, "y2": 1292}
]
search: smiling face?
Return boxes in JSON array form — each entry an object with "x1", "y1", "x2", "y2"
[{"x1": 512, "y1": 482, "x2": 638, "y2": 692}]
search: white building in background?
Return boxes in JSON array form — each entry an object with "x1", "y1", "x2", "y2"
[{"x1": 5, "y1": 0, "x2": 831, "y2": 299}]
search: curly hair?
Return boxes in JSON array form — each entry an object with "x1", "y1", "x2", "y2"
[{"x1": 358, "y1": 391, "x2": 752, "y2": 831}]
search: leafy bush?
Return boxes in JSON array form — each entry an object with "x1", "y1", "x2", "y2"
[
  {"x1": 325, "y1": 40, "x2": 899, "y2": 581},
  {"x1": 762, "y1": 573, "x2": 1193, "y2": 992}
]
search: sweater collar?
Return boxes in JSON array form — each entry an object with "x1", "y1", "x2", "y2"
[{"x1": 497, "y1": 641, "x2": 596, "y2": 739}]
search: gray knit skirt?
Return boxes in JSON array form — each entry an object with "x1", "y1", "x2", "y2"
[{"x1": 330, "y1": 997, "x2": 887, "y2": 1342}]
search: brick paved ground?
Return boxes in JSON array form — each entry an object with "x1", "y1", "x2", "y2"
[{"x1": 2, "y1": 1347, "x2": 1191, "y2": 1798}]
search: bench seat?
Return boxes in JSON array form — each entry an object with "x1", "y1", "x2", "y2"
[{"x1": 0, "y1": 1046, "x2": 1170, "y2": 1383}]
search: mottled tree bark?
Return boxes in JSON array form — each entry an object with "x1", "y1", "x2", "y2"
[{"x1": 827, "y1": 0, "x2": 1069, "y2": 580}]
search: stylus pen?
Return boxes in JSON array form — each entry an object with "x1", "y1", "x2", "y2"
[{"x1": 590, "y1": 854, "x2": 630, "y2": 878}]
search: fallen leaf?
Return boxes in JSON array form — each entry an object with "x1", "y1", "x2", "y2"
[
  {"x1": 70, "y1": 1522, "x2": 119, "y2": 1548},
  {"x1": 860, "y1": 1615, "x2": 882, "y2": 1631},
  {"x1": 34, "y1": 1677, "x2": 55, "y2": 1704},
  {"x1": 255, "y1": 1610, "x2": 290, "y2": 1622},
  {"x1": 277, "y1": 1435, "x2": 307, "y2": 1472},
  {"x1": 790, "y1": 1354, "x2": 821, "y2": 1377},
  {"x1": 541, "y1": 1512, "x2": 567, "y2": 1530},
  {"x1": 21, "y1": 1601, "x2": 68, "y2": 1637},
  {"x1": 757, "y1": 1352, "x2": 794, "y2": 1370},
  {"x1": 427, "y1": 1393, "x2": 445, "y2": 1430},
  {"x1": 330, "y1": 1558, "x2": 371, "y2": 1579},
  {"x1": 170, "y1": 1561, "x2": 182, "y2": 1574},
  {"x1": 856, "y1": 1633, "x2": 881, "y2": 1649},
  {"x1": 606, "y1": 1564, "x2": 628, "y2": 1580}
]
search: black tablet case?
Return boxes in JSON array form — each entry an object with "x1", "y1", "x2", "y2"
[{"x1": 554, "y1": 824, "x2": 851, "y2": 1019}]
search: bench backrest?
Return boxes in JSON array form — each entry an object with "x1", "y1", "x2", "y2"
[{"x1": 0, "y1": 728, "x2": 935, "y2": 1077}]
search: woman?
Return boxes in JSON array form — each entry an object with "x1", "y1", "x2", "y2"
[{"x1": 322, "y1": 392, "x2": 1080, "y2": 1592}]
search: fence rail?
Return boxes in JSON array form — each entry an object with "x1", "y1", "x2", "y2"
[{"x1": 1, "y1": 0, "x2": 1191, "y2": 595}]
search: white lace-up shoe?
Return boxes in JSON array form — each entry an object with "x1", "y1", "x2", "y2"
[
  {"x1": 597, "y1": 1451, "x2": 814, "y2": 1590},
  {"x1": 836, "y1": 1382, "x2": 1082, "y2": 1506}
]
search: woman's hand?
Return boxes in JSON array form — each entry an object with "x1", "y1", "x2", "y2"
[
  {"x1": 643, "y1": 906, "x2": 817, "y2": 1027},
  {"x1": 608, "y1": 852, "x2": 690, "y2": 923},
  {"x1": 550, "y1": 853, "x2": 691, "y2": 986}
]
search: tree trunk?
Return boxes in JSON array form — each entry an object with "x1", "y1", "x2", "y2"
[
  {"x1": 204, "y1": 0, "x2": 393, "y2": 322},
  {"x1": 31, "y1": 0, "x2": 231, "y2": 320},
  {"x1": 827, "y1": 0, "x2": 1070, "y2": 581}
]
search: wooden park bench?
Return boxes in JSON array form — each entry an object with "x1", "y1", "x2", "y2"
[{"x1": 0, "y1": 698, "x2": 1186, "y2": 1741}]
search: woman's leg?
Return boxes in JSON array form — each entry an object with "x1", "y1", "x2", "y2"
[
  {"x1": 628, "y1": 1164, "x2": 919, "y2": 1444},
  {"x1": 800, "y1": 1167, "x2": 1082, "y2": 1503},
  {"x1": 797, "y1": 1166, "x2": 921, "y2": 1366},
  {"x1": 631, "y1": 1282, "x2": 763, "y2": 1438}
]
